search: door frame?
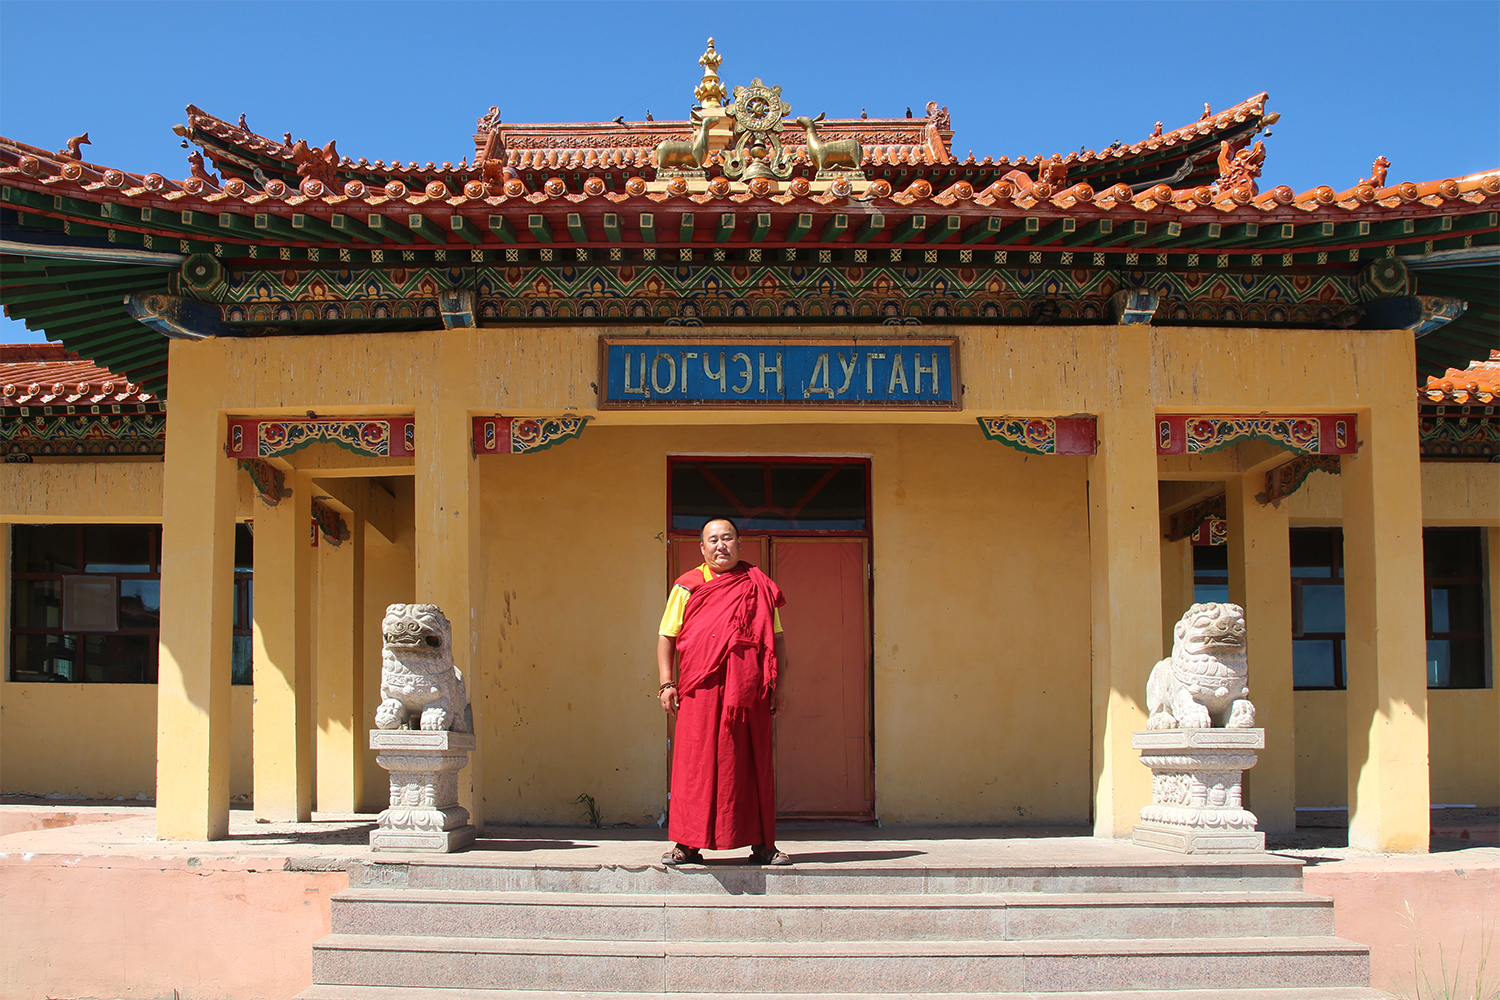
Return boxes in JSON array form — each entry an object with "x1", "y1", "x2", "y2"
[{"x1": 665, "y1": 453, "x2": 877, "y2": 820}]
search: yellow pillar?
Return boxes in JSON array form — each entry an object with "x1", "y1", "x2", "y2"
[
  {"x1": 252, "y1": 470, "x2": 314, "y2": 821},
  {"x1": 1088, "y1": 326, "x2": 1161, "y2": 838},
  {"x1": 1159, "y1": 534, "x2": 1195, "y2": 656},
  {"x1": 156, "y1": 346, "x2": 236, "y2": 840},
  {"x1": 1343, "y1": 395, "x2": 1429, "y2": 852},
  {"x1": 315, "y1": 490, "x2": 365, "y2": 813},
  {"x1": 414, "y1": 337, "x2": 484, "y2": 832},
  {"x1": 1226, "y1": 472, "x2": 1295, "y2": 836}
]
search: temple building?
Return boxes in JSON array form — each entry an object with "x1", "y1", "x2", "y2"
[{"x1": 0, "y1": 41, "x2": 1494, "y2": 852}]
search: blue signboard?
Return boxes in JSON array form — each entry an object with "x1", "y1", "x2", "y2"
[{"x1": 599, "y1": 338, "x2": 960, "y2": 408}]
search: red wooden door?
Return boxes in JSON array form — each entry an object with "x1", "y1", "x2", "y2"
[
  {"x1": 770, "y1": 537, "x2": 873, "y2": 819},
  {"x1": 663, "y1": 534, "x2": 873, "y2": 820}
]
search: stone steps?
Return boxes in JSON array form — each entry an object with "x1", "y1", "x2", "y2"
[
  {"x1": 330, "y1": 888, "x2": 1336, "y2": 942},
  {"x1": 311, "y1": 932, "x2": 1371, "y2": 993},
  {"x1": 306, "y1": 854, "x2": 1375, "y2": 996},
  {"x1": 303, "y1": 987, "x2": 1397, "y2": 1000},
  {"x1": 346, "y1": 858, "x2": 1308, "y2": 896}
]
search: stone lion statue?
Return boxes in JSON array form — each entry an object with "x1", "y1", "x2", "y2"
[
  {"x1": 1147, "y1": 602, "x2": 1255, "y2": 730},
  {"x1": 374, "y1": 604, "x2": 472, "y2": 732}
]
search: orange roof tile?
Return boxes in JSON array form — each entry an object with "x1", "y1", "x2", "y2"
[
  {"x1": 1424, "y1": 350, "x2": 1500, "y2": 405},
  {"x1": 0, "y1": 344, "x2": 155, "y2": 406}
]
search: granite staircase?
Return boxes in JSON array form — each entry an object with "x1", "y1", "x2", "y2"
[{"x1": 300, "y1": 851, "x2": 1391, "y2": 999}]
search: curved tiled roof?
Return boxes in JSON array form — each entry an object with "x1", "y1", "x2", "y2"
[
  {"x1": 178, "y1": 92, "x2": 1270, "y2": 181},
  {"x1": 2, "y1": 121, "x2": 1492, "y2": 226},
  {"x1": 0, "y1": 343, "x2": 154, "y2": 406},
  {"x1": 1424, "y1": 350, "x2": 1500, "y2": 404}
]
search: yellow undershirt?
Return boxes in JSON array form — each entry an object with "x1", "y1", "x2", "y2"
[{"x1": 658, "y1": 562, "x2": 783, "y2": 637}]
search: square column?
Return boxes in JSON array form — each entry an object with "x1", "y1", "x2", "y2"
[
  {"x1": 252, "y1": 470, "x2": 314, "y2": 822},
  {"x1": 1226, "y1": 472, "x2": 1295, "y2": 837},
  {"x1": 1088, "y1": 326, "x2": 1162, "y2": 837},
  {"x1": 315, "y1": 488, "x2": 366, "y2": 813},
  {"x1": 1343, "y1": 399, "x2": 1429, "y2": 852},
  {"x1": 414, "y1": 384, "x2": 484, "y2": 833},
  {"x1": 1159, "y1": 534, "x2": 1194, "y2": 655},
  {"x1": 156, "y1": 345, "x2": 237, "y2": 840}
]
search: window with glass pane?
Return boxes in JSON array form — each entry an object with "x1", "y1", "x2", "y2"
[
  {"x1": 670, "y1": 460, "x2": 869, "y2": 533},
  {"x1": 1291, "y1": 527, "x2": 1346, "y2": 689},
  {"x1": 1424, "y1": 527, "x2": 1488, "y2": 689},
  {"x1": 232, "y1": 523, "x2": 254, "y2": 685},
  {"x1": 8, "y1": 523, "x2": 257, "y2": 685},
  {"x1": 1192, "y1": 544, "x2": 1230, "y2": 606}
]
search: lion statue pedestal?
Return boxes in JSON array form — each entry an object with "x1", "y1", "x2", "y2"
[
  {"x1": 1134, "y1": 602, "x2": 1265, "y2": 854},
  {"x1": 369, "y1": 604, "x2": 476, "y2": 854}
]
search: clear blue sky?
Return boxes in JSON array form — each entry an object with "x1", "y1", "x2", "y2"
[{"x1": 3, "y1": 0, "x2": 1497, "y2": 346}]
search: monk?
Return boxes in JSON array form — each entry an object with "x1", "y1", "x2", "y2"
[{"x1": 656, "y1": 517, "x2": 792, "y2": 866}]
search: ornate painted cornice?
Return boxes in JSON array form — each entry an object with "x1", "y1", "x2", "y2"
[
  {"x1": 1156, "y1": 414, "x2": 1356, "y2": 456},
  {"x1": 977, "y1": 416, "x2": 1096, "y2": 456},
  {"x1": 472, "y1": 415, "x2": 590, "y2": 455},
  {"x1": 226, "y1": 417, "x2": 415, "y2": 460}
]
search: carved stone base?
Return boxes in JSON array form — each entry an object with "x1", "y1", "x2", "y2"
[
  {"x1": 369, "y1": 729, "x2": 476, "y2": 854},
  {"x1": 1133, "y1": 728, "x2": 1265, "y2": 855}
]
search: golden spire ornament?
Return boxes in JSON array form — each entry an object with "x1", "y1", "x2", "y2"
[{"x1": 694, "y1": 37, "x2": 727, "y2": 107}]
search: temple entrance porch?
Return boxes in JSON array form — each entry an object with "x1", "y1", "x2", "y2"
[{"x1": 144, "y1": 323, "x2": 1440, "y2": 855}]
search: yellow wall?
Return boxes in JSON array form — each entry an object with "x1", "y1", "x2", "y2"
[
  {"x1": 481, "y1": 423, "x2": 1094, "y2": 827},
  {"x1": 0, "y1": 683, "x2": 253, "y2": 800}
]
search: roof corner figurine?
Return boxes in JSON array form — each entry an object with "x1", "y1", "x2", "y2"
[{"x1": 1215, "y1": 139, "x2": 1265, "y2": 200}]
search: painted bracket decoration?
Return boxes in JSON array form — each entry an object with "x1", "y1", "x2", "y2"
[
  {"x1": 472, "y1": 415, "x2": 591, "y2": 455},
  {"x1": 227, "y1": 417, "x2": 415, "y2": 459},
  {"x1": 124, "y1": 293, "x2": 232, "y2": 340},
  {"x1": 1191, "y1": 518, "x2": 1229, "y2": 546},
  {"x1": 1156, "y1": 414, "x2": 1357, "y2": 456},
  {"x1": 1362, "y1": 295, "x2": 1467, "y2": 338},
  {"x1": 311, "y1": 499, "x2": 350, "y2": 546},
  {"x1": 1111, "y1": 287, "x2": 1160, "y2": 325},
  {"x1": 1259, "y1": 454, "x2": 1340, "y2": 506},
  {"x1": 1166, "y1": 493, "x2": 1227, "y2": 543},
  {"x1": 977, "y1": 416, "x2": 1097, "y2": 456},
  {"x1": 238, "y1": 458, "x2": 286, "y2": 506}
]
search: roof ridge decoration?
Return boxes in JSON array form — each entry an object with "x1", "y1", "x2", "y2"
[
  {"x1": 722, "y1": 78, "x2": 794, "y2": 182},
  {"x1": 695, "y1": 38, "x2": 727, "y2": 108}
]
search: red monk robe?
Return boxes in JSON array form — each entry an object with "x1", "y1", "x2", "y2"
[{"x1": 663, "y1": 562, "x2": 785, "y2": 851}]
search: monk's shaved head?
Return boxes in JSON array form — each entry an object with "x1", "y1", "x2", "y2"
[{"x1": 700, "y1": 517, "x2": 739, "y2": 541}]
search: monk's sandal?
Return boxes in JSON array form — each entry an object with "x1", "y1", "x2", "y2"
[
  {"x1": 662, "y1": 844, "x2": 703, "y2": 866},
  {"x1": 748, "y1": 844, "x2": 793, "y2": 866}
]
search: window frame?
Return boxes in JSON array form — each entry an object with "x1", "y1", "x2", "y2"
[
  {"x1": 9, "y1": 522, "x2": 257, "y2": 685},
  {"x1": 9, "y1": 523, "x2": 162, "y2": 684},
  {"x1": 1423, "y1": 526, "x2": 1490, "y2": 690},
  {"x1": 666, "y1": 455, "x2": 874, "y2": 540},
  {"x1": 1289, "y1": 526, "x2": 1347, "y2": 691}
]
